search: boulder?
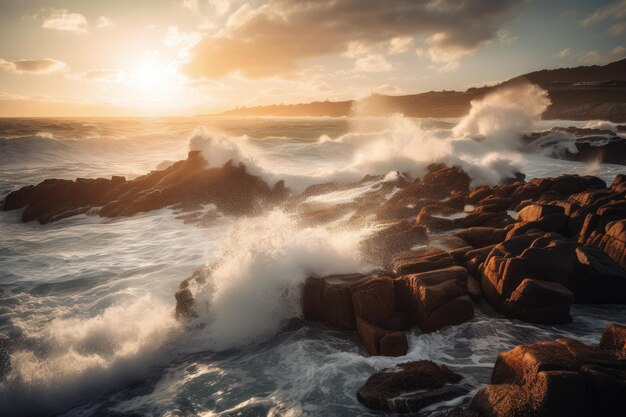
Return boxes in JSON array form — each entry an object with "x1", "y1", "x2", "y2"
[
  {"x1": 3, "y1": 152, "x2": 287, "y2": 223},
  {"x1": 395, "y1": 266, "x2": 474, "y2": 332},
  {"x1": 455, "y1": 227, "x2": 507, "y2": 248},
  {"x1": 600, "y1": 323, "x2": 626, "y2": 357},
  {"x1": 360, "y1": 220, "x2": 428, "y2": 263},
  {"x1": 303, "y1": 274, "x2": 410, "y2": 356},
  {"x1": 389, "y1": 247, "x2": 455, "y2": 276},
  {"x1": 357, "y1": 361, "x2": 466, "y2": 413},
  {"x1": 302, "y1": 273, "x2": 369, "y2": 330},
  {"x1": 470, "y1": 332, "x2": 626, "y2": 417},
  {"x1": 479, "y1": 233, "x2": 626, "y2": 323}
]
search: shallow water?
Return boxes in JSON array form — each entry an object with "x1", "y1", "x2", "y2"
[{"x1": 1, "y1": 115, "x2": 625, "y2": 417}]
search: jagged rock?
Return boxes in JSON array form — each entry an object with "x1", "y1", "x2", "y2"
[
  {"x1": 416, "y1": 209, "x2": 457, "y2": 231},
  {"x1": 455, "y1": 227, "x2": 507, "y2": 248},
  {"x1": 480, "y1": 233, "x2": 626, "y2": 323},
  {"x1": 302, "y1": 273, "x2": 368, "y2": 330},
  {"x1": 395, "y1": 266, "x2": 474, "y2": 332},
  {"x1": 360, "y1": 220, "x2": 428, "y2": 263},
  {"x1": 4, "y1": 151, "x2": 287, "y2": 223},
  {"x1": 470, "y1": 330, "x2": 626, "y2": 417},
  {"x1": 600, "y1": 323, "x2": 626, "y2": 358},
  {"x1": 357, "y1": 361, "x2": 466, "y2": 413},
  {"x1": 303, "y1": 274, "x2": 409, "y2": 356},
  {"x1": 389, "y1": 247, "x2": 455, "y2": 276}
]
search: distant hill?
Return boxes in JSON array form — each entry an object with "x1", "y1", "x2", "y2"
[{"x1": 220, "y1": 59, "x2": 626, "y2": 122}]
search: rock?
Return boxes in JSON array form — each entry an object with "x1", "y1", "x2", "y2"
[
  {"x1": 516, "y1": 204, "x2": 564, "y2": 222},
  {"x1": 302, "y1": 273, "x2": 368, "y2": 330},
  {"x1": 600, "y1": 323, "x2": 626, "y2": 357},
  {"x1": 480, "y1": 233, "x2": 626, "y2": 324},
  {"x1": 457, "y1": 212, "x2": 513, "y2": 229},
  {"x1": 360, "y1": 220, "x2": 428, "y2": 263},
  {"x1": 455, "y1": 227, "x2": 507, "y2": 248},
  {"x1": 612, "y1": 174, "x2": 626, "y2": 193},
  {"x1": 595, "y1": 220, "x2": 626, "y2": 269},
  {"x1": 351, "y1": 277, "x2": 411, "y2": 357},
  {"x1": 3, "y1": 152, "x2": 287, "y2": 223},
  {"x1": 470, "y1": 332, "x2": 626, "y2": 417},
  {"x1": 303, "y1": 274, "x2": 410, "y2": 356},
  {"x1": 416, "y1": 209, "x2": 457, "y2": 231},
  {"x1": 357, "y1": 360, "x2": 465, "y2": 413},
  {"x1": 395, "y1": 266, "x2": 474, "y2": 332},
  {"x1": 389, "y1": 247, "x2": 455, "y2": 276}
]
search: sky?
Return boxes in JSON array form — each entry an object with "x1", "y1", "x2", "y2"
[{"x1": 0, "y1": 0, "x2": 624, "y2": 117}]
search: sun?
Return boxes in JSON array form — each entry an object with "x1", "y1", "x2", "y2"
[{"x1": 133, "y1": 58, "x2": 165, "y2": 89}]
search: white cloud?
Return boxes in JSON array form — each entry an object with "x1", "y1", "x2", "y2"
[
  {"x1": 354, "y1": 54, "x2": 393, "y2": 72},
  {"x1": 388, "y1": 36, "x2": 414, "y2": 54},
  {"x1": 164, "y1": 26, "x2": 202, "y2": 49},
  {"x1": 184, "y1": 0, "x2": 523, "y2": 79},
  {"x1": 0, "y1": 58, "x2": 67, "y2": 74},
  {"x1": 581, "y1": 0, "x2": 626, "y2": 26},
  {"x1": 41, "y1": 9, "x2": 88, "y2": 33},
  {"x1": 556, "y1": 48, "x2": 572, "y2": 58},
  {"x1": 96, "y1": 16, "x2": 115, "y2": 28},
  {"x1": 609, "y1": 22, "x2": 626, "y2": 36},
  {"x1": 74, "y1": 69, "x2": 125, "y2": 83},
  {"x1": 496, "y1": 29, "x2": 518, "y2": 45},
  {"x1": 577, "y1": 46, "x2": 626, "y2": 64}
]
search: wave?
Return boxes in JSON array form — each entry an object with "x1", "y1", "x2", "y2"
[
  {"x1": 181, "y1": 210, "x2": 373, "y2": 352},
  {"x1": 190, "y1": 83, "x2": 549, "y2": 192}
]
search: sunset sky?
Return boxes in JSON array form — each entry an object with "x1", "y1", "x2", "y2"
[{"x1": 0, "y1": 0, "x2": 625, "y2": 117}]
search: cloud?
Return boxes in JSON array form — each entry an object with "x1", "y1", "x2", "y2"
[
  {"x1": 496, "y1": 29, "x2": 518, "y2": 45},
  {"x1": 164, "y1": 26, "x2": 201, "y2": 49},
  {"x1": 354, "y1": 54, "x2": 393, "y2": 72},
  {"x1": 96, "y1": 16, "x2": 115, "y2": 28},
  {"x1": 74, "y1": 69, "x2": 125, "y2": 83},
  {"x1": 0, "y1": 58, "x2": 67, "y2": 74},
  {"x1": 577, "y1": 46, "x2": 626, "y2": 65},
  {"x1": 183, "y1": 0, "x2": 523, "y2": 79},
  {"x1": 581, "y1": 0, "x2": 626, "y2": 26},
  {"x1": 556, "y1": 48, "x2": 572, "y2": 58},
  {"x1": 41, "y1": 9, "x2": 88, "y2": 33},
  {"x1": 609, "y1": 22, "x2": 626, "y2": 36},
  {"x1": 388, "y1": 36, "x2": 414, "y2": 54}
]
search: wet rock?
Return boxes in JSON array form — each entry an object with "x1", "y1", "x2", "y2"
[
  {"x1": 395, "y1": 266, "x2": 474, "y2": 332},
  {"x1": 470, "y1": 331, "x2": 626, "y2": 417},
  {"x1": 302, "y1": 273, "x2": 368, "y2": 330},
  {"x1": 457, "y1": 212, "x2": 513, "y2": 229},
  {"x1": 390, "y1": 247, "x2": 455, "y2": 276},
  {"x1": 351, "y1": 277, "x2": 411, "y2": 357},
  {"x1": 455, "y1": 227, "x2": 507, "y2": 248},
  {"x1": 303, "y1": 274, "x2": 410, "y2": 356},
  {"x1": 357, "y1": 360, "x2": 466, "y2": 413},
  {"x1": 416, "y1": 209, "x2": 457, "y2": 231},
  {"x1": 480, "y1": 233, "x2": 626, "y2": 323},
  {"x1": 4, "y1": 152, "x2": 288, "y2": 223},
  {"x1": 612, "y1": 174, "x2": 626, "y2": 193},
  {"x1": 360, "y1": 220, "x2": 428, "y2": 263},
  {"x1": 600, "y1": 323, "x2": 626, "y2": 357}
]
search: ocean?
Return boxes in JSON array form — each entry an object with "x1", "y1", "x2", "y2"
[{"x1": 1, "y1": 112, "x2": 625, "y2": 417}]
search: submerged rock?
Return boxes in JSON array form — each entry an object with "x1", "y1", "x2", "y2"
[{"x1": 357, "y1": 360, "x2": 466, "y2": 413}]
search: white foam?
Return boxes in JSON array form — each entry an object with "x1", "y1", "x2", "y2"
[{"x1": 183, "y1": 210, "x2": 374, "y2": 352}]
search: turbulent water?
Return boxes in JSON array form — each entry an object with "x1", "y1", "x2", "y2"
[{"x1": 1, "y1": 95, "x2": 626, "y2": 416}]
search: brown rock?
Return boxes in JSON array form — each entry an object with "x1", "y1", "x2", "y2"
[
  {"x1": 357, "y1": 360, "x2": 465, "y2": 413},
  {"x1": 395, "y1": 266, "x2": 474, "y2": 332}
]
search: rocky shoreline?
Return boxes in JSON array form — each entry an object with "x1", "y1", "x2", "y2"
[{"x1": 3, "y1": 153, "x2": 626, "y2": 415}]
